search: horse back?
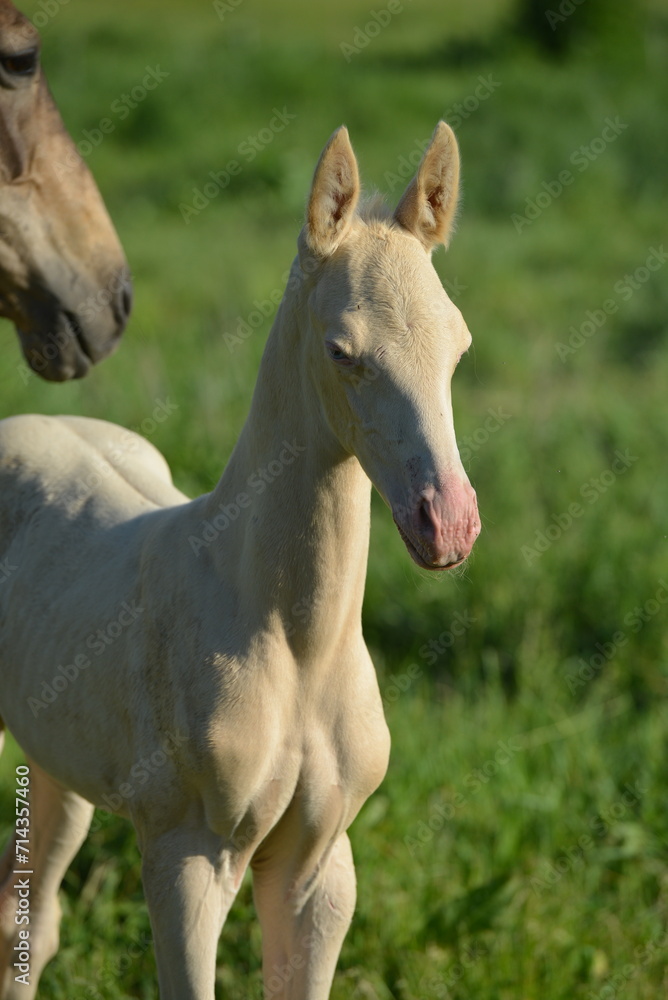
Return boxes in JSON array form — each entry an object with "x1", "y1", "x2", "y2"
[{"x1": 0, "y1": 413, "x2": 186, "y2": 525}]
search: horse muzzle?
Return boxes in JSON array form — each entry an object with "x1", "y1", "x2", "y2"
[
  {"x1": 392, "y1": 475, "x2": 480, "y2": 570},
  {"x1": 16, "y1": 268, "x2": 132, "y2": 381}
]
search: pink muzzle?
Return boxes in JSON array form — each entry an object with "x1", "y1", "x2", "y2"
[{"x1": 393, "y1": 474, "x2": 480, "y2": 570}]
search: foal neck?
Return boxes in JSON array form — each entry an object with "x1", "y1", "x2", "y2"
[{"x1": 205, "y1": 258, "x2": 372, "y2": 652}]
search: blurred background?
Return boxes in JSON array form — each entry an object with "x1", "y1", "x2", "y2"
[{"x1": 1, "y1": 0, "x2": 667, "y2": 996}]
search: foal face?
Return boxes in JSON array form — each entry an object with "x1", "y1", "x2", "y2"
[
  {"x1": 302, "y1": 122, "x2": 480, "y2": 570},
  {"x1": 311, "y1": 221, "x2": 480, "y2": 570},
  {"x1": 0, "y1": 0, "x2": 131, "y2": 379}
]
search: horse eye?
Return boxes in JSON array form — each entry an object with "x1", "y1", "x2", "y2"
[
  {"x1": 326, "y1": 343, "x2": 353, "y2": 365},
  {"x1": 1, "y1": 49, "x2": 39, "y2": 77}
]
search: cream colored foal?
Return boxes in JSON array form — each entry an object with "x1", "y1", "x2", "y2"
[{"x1": 0, "y1": 122, "x2": 479, "y2": 999}]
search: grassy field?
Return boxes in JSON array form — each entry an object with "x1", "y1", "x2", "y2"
[{"x1": 1, "y1": 0, "x2": 667, "y2": 996}]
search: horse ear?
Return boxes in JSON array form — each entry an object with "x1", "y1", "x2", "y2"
[
  {"x1": 306, "y1": 126, "x2": 360, "y2": 257},
  {"x1": 393, "y1": 121, "x2": 460, "y2": 252}
]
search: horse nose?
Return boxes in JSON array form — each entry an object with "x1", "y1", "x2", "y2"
[
  {"x1": 113, "y1": 270, "x2": 133, "y2": 331},
  {"x1": 416, "y1": 477, "x2": 480, "y2": 567}
]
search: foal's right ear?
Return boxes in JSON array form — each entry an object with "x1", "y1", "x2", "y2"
[{"x1": 305, "y1": 126, "x2": 360, "y2": 258}]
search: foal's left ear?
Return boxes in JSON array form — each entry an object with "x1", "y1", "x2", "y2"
[
  {"x1": 393, "y1": 121, "x2": 460, "y2": 253},
  {"x1": 305, "y1": 126, "x2": 360, "y2": 258}
]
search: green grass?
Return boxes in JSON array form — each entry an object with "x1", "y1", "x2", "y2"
[{"x1": 1, "y1": 0, "x2": 667, "y2": 996}]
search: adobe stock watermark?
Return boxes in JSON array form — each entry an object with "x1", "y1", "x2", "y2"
[
  {"x1": 403, "y1": 736, "x2": 523, "y2": 855},
  {"x1": 417, "y1": 610, "x2": 477, "y2": 667},
  {"x1": 545, "y1": 0, "x2": 586, "y2": 31},
  {"x1": 188, "y1": 440, "x2": 306, "y2": 555},
  {"x1": 54, "y1": 66, "x2": 170, "y2": 177},
  {"x1": 442, "y1": 277, "x2": 468, "y2": 300},
  {"x1": 416, "y1": 941, "x2": 489, "y2": 999},
  {"x1": 16, "y1": 325, "x2": 81, "y2": 386},
  {"x1": 587, "y1": 929, "x2": 668, "y2": 1000},
  {"x1": 16, "y1": 269, "x2": 134, "y2": 386},
  {"x1": 445, "y1": 74, "x2": 501, "y2": 129},
  {"x1": 521, "y1": 449, "x2": 638, "y2": 565},
  {"x1": 383, "y1": 74, "x2": 500, "y2": 192},
  {"x1": 556, "y1": 246, "x2": 668, "y2": 361},
  {"x1": 70, "y1": 397, "x2": 179, "y2": 504},
  {"x1": 223, "y1": 252, "x2": 321, "y2": 353},
  {"x1": 223, "y1": 289, "x2": 284, "y2": 352},
  {"x1": 512, "y1": 117, "x2": 628, "y2": 234},
  {"x1": 0, "y1": 557, "x2": 17, "y2": 584},
  {"x1": 224, "y1": 260, "x2": 466, "y2": 363},
  {"x1": 565, "y1": 579, "x2": 668, "y2": 692},
  {"x1": 179, "y1": 108, "x2": 296, "y2": 223},
  {"x1": 528, "y1": 779, "x2": 647, "y2": 894},
  {"x1": 100, "y1": 731, "x2": 189, "y2": 813},
  {"x1": 76, "y1": 270, "x2": 134, "y2": 327},
  {"x1": 381, "y1": 610, "x2": 476, "y2": 707},
  {"x1": 26, "y1": 0, "x2": 70, "y2": 30},
  {"x1": 212, "y1": 0, "x2": 243, "y2": 21},
  {"x1": 458, "y1": 406, "x2": 512, "y2": 465},
  {"x1": 13, "y1": 764, "x2": 31, "y2": 987},
  {"x1": 224, "y1": 252, "x2": 328, "y2": 353},
  {"x1": 340, "y1": 0, "x2": 413, "y2": 62},
  {"x1": 79, "y1": 929, "x2": 153, "y2": 1000},
  {"x1": 27, "y1": 600, "x2": 145, "y2": 716}
]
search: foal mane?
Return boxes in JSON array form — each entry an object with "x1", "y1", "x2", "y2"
[{"x1": 356, "y1": 192, "x2": 396, "y2": 226}]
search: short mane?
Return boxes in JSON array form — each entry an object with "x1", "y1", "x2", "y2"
[{"x1": 357, "y1": 192, "x2": 394, "y2": 225}]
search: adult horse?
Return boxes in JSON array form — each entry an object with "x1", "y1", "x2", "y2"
[
  {"x1": 0, "y1": 0, "x2": 131, "y2": 380},
  {"x1": 0, "y1": 122, "x2": 479, "y2": 998}
]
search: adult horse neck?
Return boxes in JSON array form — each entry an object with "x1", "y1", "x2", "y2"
[{"x1": 0, "y1": 0, "x2": 131, "y2": 380}]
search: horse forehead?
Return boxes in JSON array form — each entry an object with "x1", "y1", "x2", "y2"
[
  {"x1": 336, "y1": 227, "x2": 451, "y2": 317},
  {"x1": 0, "y1": 1, "x2": 37, "y2": 41}
]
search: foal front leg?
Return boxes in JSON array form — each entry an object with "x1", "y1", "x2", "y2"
[
  {"x1": 139, "y1": 822, "x2": 244, "y2": 1000},
  {"x1": 252, "y1": 833, "x2": 357, "y2": 1000}
]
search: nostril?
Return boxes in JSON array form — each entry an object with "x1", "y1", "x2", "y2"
[
  {"x1": 417, "y1": 496, "x2": 436, "y2": 539},
  {"x1": 122, "y1": 283, "x2": 132, "y2": 320},
  {"x1": 115, "y1": 273, "x2": 133, "y2": 327}
]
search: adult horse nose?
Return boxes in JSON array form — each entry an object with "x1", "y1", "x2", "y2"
[
  {"x1": 113, "y1": 270, "x2": 133, "y2": 331},
  {"x1": 415, "y1": 477, "x2": 481, "y2": 567}
]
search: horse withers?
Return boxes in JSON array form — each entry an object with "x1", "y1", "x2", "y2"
[
  {"x1": 0, "y1": 122, "x2": 479, "y2": 999},
  {"x1": 0, "y1": 0, "x2": 131, "y2": 380}
]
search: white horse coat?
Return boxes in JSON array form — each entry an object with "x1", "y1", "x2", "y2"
[{"x1": 0, "y1": 123, "x2": 479, "y2": 1000}]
